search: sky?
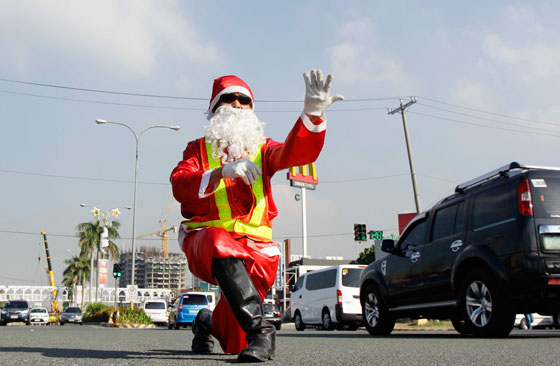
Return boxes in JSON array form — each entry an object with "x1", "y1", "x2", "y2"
[{"x1": 2, "y1": 0, "x2": 560, "y2": 287}]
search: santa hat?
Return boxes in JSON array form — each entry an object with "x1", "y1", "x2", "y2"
[{"x1": 209, "y1": 75, "x2": 254, "y2": 113}]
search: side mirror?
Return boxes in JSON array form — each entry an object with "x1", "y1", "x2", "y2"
[{"x1": 381, "y1": 239, "x2": 396, "y2": 254}]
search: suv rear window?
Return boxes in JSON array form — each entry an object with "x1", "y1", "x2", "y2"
[
  {"x1": 341, "y1": 268, "x2": 363, "y2": 288},
  {"x1": 472, "y1": 182, "x2": 518, "y2": 231},
  {"x1": 530, "y1": 177, "x2": 560, "y2": 218},
  {"x1": 182, "y1": 294, "x2": 207, "y2": 305},
  {"x1": 145, "y1": 302, "x2": 166, "y2": 310}
]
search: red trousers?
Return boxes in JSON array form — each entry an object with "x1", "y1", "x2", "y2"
[{"x1": 181, "y1": 227, "x2": 279, "y2": 354}]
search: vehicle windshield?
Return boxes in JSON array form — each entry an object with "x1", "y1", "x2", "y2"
[
  {"x1": 64, "y1": 307, "x2": 81, "y2": 313},
  {"x1": 31, "y1": 308, "x2": 47, "y2": 313},
  {"x1": 145, "y1": 302, "x2": 166, "y2": 310},
  {"x1": 182, "y1": 294, "x2": 207, "y2": 306},
  {"x1": 341, "y1": 268, "x2": 364, "y2": 288},
  {"x1": 5, "y1": 301, "x2": 28, "y2": 309}
]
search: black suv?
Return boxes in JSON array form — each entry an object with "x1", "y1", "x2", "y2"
[
  {"x1": 1, "y1": 300, "x2": 30, "y2": 325},
  {"x1": 360, "y1": 162, "x2": 560, "y2": 337}
]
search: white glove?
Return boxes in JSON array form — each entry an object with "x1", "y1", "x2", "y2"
[
  {"x1": 222, "y1": 158, "x2": 262, "y2": 185},
  {"x1": 303, "y1": 69, "x2": 344, "y2": 116}
]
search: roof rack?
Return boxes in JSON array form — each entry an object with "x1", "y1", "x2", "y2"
[{"x1": 454, "y1": 162, "x2": 560, "y2": 194}]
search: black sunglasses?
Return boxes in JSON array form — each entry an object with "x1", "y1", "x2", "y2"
[{"x1": 220, "y1": 93, "x2": 252, "y2": 106}]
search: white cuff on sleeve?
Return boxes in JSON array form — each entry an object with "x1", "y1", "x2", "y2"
[
  {"x1": 198, "y1": 169, "x2": 215, "y2": 199},
  {"x1": 301, "y1": 111, "x2": 327, "y2": 133}
]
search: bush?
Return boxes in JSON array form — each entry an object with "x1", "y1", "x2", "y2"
[
  {"x1": 117, "y1": 306, "x2": 153, "y2": 324},
  {"x1": 83, "y1": 303, "x2": 112, "y2": 322}
]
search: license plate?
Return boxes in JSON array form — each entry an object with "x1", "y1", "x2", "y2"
[
  {"x1": 543, "y1": 236, "x2": 560, "y2": 251},
  {"x1": 11, "y1": 315, "x2": 18, "y2": 319}
]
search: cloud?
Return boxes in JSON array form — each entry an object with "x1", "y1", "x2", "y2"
[
  {"x1": 0, "y1": 0, "x2": 222, "y2": 77},
  {"x1": 326, "y1": 10, "x2": 406, "y2": 88}
]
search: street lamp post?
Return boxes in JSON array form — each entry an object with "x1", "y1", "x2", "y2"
[
  {"x1": 80, "y1": 204, "x2": 130, "y2": 303},
  {"x1": 95, "y1": 119, "x2": 180, "y2": 288}
]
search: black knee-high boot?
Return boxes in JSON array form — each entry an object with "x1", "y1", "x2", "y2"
[
  {"x1": 212, "y1": 257, "x2": 275, "y2": 363},
  {"x1": 191, "y1": 308, "x2": 214, "y2": 353}
]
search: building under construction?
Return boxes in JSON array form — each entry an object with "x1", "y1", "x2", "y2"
[{"x1": 118, "y1": 247, "x2": 188, "y2": 290}]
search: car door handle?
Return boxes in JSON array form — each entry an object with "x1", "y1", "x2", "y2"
[{"x1": 450, "y1": 240, "x2": 463, "y2": 252}]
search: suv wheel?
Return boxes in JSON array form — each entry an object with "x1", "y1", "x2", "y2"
[
  {"x1": 459, "y1": 270, "x2": 514, "y2": 337},
  {"x1": 362, "y1": 284, "x2": 395, "y2": 336},
  {"x1": 553, "y1": 313, "x2": 560, "y2": 330},
  {"x1": 322, "y1": 309, "x2": 334, "y2": 331},
  {"x1": 294, "y1": 311, "x2": 305, "y2": 331}
]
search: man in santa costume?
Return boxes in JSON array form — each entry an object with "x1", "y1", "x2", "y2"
[{"x1": 170, "y1": 69, "x2": 343, "y2": 362}]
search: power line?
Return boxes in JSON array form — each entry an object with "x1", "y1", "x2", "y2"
[
  {"x1": 0, "y1": 89, "x2": 388, "y2": 113},
  {"x1": 409, "y1": 111, "x2": 560, "y2": 139},
  {"x1": 0, "y1": 77, "x2": 398, "y2": 103},
  {"x1": 419, "y1": 96, "x2": 558, "y2": 126},
  {"x1": 417, "y1": 101, "x2": 560, "y2": 132}
]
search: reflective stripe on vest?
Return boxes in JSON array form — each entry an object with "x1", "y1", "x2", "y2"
[{"x1": 184, "y1": 141, "x2": 272, "y2": 241}]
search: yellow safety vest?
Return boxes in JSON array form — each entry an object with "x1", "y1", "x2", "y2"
[{"x1": 184, "y1": 141, "x2": 272, "y2": 241}]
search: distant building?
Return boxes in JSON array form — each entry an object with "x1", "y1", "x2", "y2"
[{"x1": 119, "y1": 247, "x2": 188, "y2": 291}]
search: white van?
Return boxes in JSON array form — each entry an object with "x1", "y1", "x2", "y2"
[
  {"x1": 142, "y1": 299, "x2": 168, "y2": 326},
  {"x1": 290, "y1": 264, "x2": 365, "y2": 331}
]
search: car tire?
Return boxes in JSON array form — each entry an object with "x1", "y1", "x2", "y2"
[
  {"x1": 294, "y1": 311, "x2": 305, "y2": 331},
  {"x1": 451, "y1": 316, "x2": 472, "y2": 335},
  {"x1": 174, "y1": 321, "x2": 180, "y2": 330},
  {"x1": 362, "y1": 283, "x2": 395, "y2": 336},
  {"x1": 322, "y1": 309, "x2": 334, "y2": 331},
  {"x1": 275, "y1": 323, "x2": 281, "y2": 331},
  {"x1": 60, "y1": 322, "x2": 64, "y2": 326},
  {"x1": 459, "y1": 269, "x2": 514, "y2": 337}
]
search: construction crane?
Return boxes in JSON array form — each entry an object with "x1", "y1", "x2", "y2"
[
  {"x1": 40, "y1": 231, "x2": 59, "y2": 321},
  {"x1": 136, "y1": 195, "x2": 177, "y2": 258}
]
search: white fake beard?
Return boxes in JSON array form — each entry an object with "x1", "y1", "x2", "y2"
[{"x1": 205, "y1": 106, "x2": 266, "y2": 163}]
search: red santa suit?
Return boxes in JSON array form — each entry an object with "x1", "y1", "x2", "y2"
[{"x1": 170, "y1": 77, "x2": 327, "y2": 354}]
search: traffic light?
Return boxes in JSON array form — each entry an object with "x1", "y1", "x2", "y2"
[
  {"x1": 112, "y1": 263, "x2": 122, "y2": 278},
  {"x1": 353, "y1": 223, "x2": 367, "y2": 242}
]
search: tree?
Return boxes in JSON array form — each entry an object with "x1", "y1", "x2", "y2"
[
  {"x1": 350, "y1": 244, "x2": 376, "y2": 265},
  {"x1": 62, "y1": 255, "x2": 90, "y2": 307},
  {"x1": 76, "y1": 220, "x2": 121, "y2": 303}
]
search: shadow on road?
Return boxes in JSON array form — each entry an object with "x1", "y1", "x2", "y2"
[{"x1": 0, "y1": 347, "x2": 234, "y2": 362}]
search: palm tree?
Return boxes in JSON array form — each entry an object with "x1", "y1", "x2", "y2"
[
  {"x1": 62, "y1": 255, "x2": 90, "y2": 307},
  {"x1": 76, "y1": 220, "x2": 121, "y2": 303}
]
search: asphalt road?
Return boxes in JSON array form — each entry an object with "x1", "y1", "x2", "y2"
[{"x1": 1, "y1": 323, "x2": 560, "y2": 365}]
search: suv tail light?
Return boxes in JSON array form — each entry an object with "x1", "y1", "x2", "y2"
[
  {"x1": 518, "y1": 179, "x2": 533, "y2": 216},
  {"x1": 178, "y1": 301, "x2": 183, "y2": 313},
  {"x1": 337, "y1": 290, "x2": 342, "y2": 305}
]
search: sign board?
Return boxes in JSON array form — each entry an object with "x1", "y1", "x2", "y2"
[
  {"x1": 398, "y1": 212, "x2": 417, "y2": 234},
  {"x1": 98, "y1": 259, "x2": 108, "y2": 288},
  {"x1": 126, "y1": 285, "x2": 138, "y2": 299},
  {"x1": 287, "y1": 163, "x2": 318, "y2": 190},
  {"x1": 290, "y1": 180, "x2": 317, "y2": 190}
]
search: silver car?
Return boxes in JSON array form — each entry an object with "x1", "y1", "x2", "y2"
[{"x1": 60, "y1": 307, "x2": 83, "y2": 325}]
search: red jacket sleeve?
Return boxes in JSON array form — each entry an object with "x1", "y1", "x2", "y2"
[
  {"x1": 170, "y1": 139, "x2": 213, "y2": 220},
  {"x1": 264, "y1": 112, "x2": 326, "y2": 176}
]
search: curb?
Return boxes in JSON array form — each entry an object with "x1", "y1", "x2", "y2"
[{"x1": 103, "y1": 322, "x2": 155, "y2": 329}]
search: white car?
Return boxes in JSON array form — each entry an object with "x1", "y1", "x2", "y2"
[
  {"x1": 27, "y1": 307, "x2": 49, "y2": 325},
  {"x1": 143, "y1": 300, "x2": 168, "y2": 326},
  {"x1": 514, "y1": 313, "x2": 560, "y2": 330}
]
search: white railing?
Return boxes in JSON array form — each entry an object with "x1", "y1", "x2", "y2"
[{"x1": 0, "y1": 285, "x2": 175, "y2": 307}]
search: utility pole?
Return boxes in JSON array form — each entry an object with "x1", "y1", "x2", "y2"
[{"x1": 388, "y1": 97, "x2": 421, "y2": 214}]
